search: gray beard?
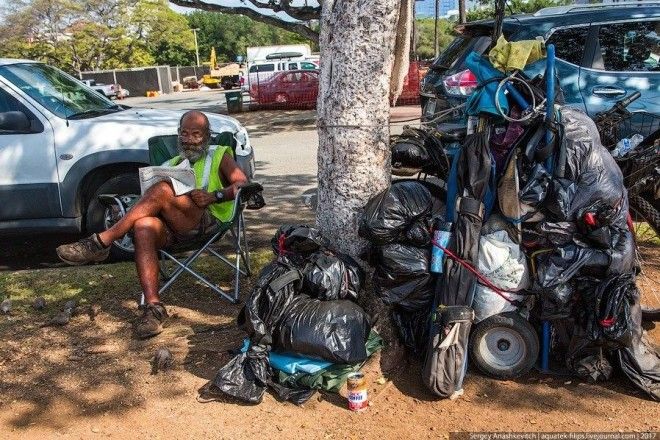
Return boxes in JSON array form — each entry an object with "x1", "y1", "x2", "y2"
[{"x1": 177, "y1": 139, "x2": 209, "y2": 163}]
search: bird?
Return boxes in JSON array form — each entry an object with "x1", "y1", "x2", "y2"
[
  {"x1": 63, "y1": 300, "x2": 77, "y2": 314},
  {"x1": 32, "y1": 297, "x2": 47, "y2": 310},
  {"x1": 152, "y1": 347, "x2": 174, "y2": 374},
  {"x1": 41, "y1": 310, "x2": 71, "y2": 327},
  {"x1": 1, "y1": 298, "x2": 11, "y2": 315}
]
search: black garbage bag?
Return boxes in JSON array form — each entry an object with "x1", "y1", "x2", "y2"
[
  {"x1": 585, "y1": 274, "x2": 637, "y2": 347},
  {"x1": 302, "y1": 250, "x2": 364, "y2": 301},
  {"x1": 536, "y1": 245, "x2": 609, "y2": 289},
  {"x1": 211, "y1": 346, "x2": 271, "y2": 404},
  {"x1": 391, "y1": 305, "x2": 431, "y2": 357},
  {"x1": 372, "y1": 243, "x2": 434, "y2": 312},
  {"x1": 537, "y1": 221, "x2": 579, "y2": 247},
  {"x1": 391, "y1": 127, "x2": 450, "y2": 177},
  {"x1": 238, "y1": 262, "x2": 302, "y2": 347},
  {"x1": 275, "y1": 294, "x2": 371, "y2": 364},
  {"x1": 391, "y1": 131, "x2": 431, "y2": 170},
  {"x1": 271, "y1": 225, "x2": 327, "y2": 258},
  {"x1": 267, "y1": 380, "x2": 316, "y2": 405},
  {"x1": 359, "y1": 181, "x2": 433, "y2": 245},
  {"x1": 519, "y1": 163, "x2": 552, "y2": 206}
]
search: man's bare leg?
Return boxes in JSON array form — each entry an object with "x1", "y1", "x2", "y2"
[
  {"x1": 133, "y1": 216, "x2": 169, "y2": 304},
  {"x1": 132, "y1": 216, "x2": 172, "y2": 339},
  {"x1": 56, "y1": 181, "x2": 205, "y2": 266},
  {"x1": 98, "y1": 181, "x2": 204, "y2": 247}
]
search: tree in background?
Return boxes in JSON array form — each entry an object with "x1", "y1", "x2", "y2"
[
  {"x1": 467, "y1": 0, "x2": 570, "y2": 21},
  {"x1": 416, "y1": 18, "x2": 455, "y2": 60},
  {"x1": 0, "y1": 0, "x2": 195, "y2": 74},
  {"x1": 186, "y1": 11, "x2": 315, "y2": 64}
]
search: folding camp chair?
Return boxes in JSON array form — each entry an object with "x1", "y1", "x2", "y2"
[{"x1": 100, "y1": 132, "x2": 263, "y2": 305}]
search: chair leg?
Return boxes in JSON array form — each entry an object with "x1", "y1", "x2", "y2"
[
  {"x1": 159, "y1": 249, "x2": 239, "y2": 304},
  {"x1": 239, "y1": 212, "x2": 252, "y2": 277}
]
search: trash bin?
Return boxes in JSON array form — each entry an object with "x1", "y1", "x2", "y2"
[{"x1": 225, "y1": 91, "x2": 243, "y2": 114}]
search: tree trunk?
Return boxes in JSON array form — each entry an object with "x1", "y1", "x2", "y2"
[{"x1": 316, "y1": 0, "x2": 400, "y2": 259}]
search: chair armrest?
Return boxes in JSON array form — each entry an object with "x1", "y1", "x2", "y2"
[{"x1": 236, "y1": 182, "x2": 263, "y2": 203}]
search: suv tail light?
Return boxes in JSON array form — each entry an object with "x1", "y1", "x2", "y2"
[{"x1": 443, "y1": 69, "x2": 478, "y2": 96}]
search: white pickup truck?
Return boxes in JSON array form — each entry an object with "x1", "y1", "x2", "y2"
[
  {"x1": 81, "y1": 79, "x2": 117, "y2": 98},
  {"x1": 0, "y1": 59, "x2": 253, "y2": 258}
]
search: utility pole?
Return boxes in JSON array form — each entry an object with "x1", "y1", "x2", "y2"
[
  {"x1": 192, "y1": 28, "x2": 200, "y2": 66},
  {"x1": 459, "y1": 0, "x2": 466, "y2": 24}
]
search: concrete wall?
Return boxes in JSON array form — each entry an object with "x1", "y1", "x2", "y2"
[{"x1": 81, "y1": 65, "x2": 216, "y2": 96}]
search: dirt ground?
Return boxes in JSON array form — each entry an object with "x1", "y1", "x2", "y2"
[{"x1": 0, "y1": 241, "x2": 658, "y2": 439}]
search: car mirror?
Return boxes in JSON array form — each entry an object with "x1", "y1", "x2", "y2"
[{"x1": 0, "y1": 111, "x2": 31, "y2": 132}]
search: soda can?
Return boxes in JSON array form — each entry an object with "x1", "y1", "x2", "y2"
[{"x1": 347, "y1": 372, "x2": 368, "y2": 412}]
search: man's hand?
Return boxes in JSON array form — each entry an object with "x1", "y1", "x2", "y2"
[{"x1": 189, "y1": 189, "x2": 216, "y2": 208}]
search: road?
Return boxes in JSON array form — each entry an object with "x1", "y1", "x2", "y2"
[{"x1": 0, "y1": 90, "x2": 420, "y2": 269}]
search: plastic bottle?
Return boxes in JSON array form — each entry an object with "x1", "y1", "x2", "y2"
[
  {"x1": 430, "y1": 219, "x2": 452, "y2": 274},
  {"x1": 612, "y1": 134, "x2": 644, "y2": 157}
]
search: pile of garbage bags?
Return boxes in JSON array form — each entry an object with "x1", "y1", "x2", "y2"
[
  {"x1": 360, "y1": 96, "x2": 658, "y2": 400},
  {"x1": 360, "y1": 180, "x2": 446, "y2": 355},
  {"x1": 209, "y1": 225, "x2": 381, "y2": 404}
]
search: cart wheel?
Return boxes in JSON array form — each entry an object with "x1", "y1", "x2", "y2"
[{"x1": 469, "y1": 312, "x2": 539, "y2": 380}]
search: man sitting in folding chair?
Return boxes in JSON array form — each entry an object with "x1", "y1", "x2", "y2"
[{"x1": 56, "y1": 110, "x2": 252, "y2": 339}]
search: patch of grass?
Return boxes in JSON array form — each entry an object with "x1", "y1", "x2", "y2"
[{"x1": 0, "y1": 247, "x2": 274, "y2": 327}]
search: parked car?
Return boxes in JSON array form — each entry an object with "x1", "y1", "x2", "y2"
[
  {"x1": 244, "y1": 59, "x2": 318, "y2": 92},
  {"x1": 420, "y1": 3, "x2": 660, "y2": 120},
  {"x1": 250, "y1": 70, "x2": 319, "y2": 106},
  {"x1": 0, "y1": 59, "x2": 253, "y2": 258},
  {"x1": 81, "y1": 79, "x2": 118, "y2": 99}
]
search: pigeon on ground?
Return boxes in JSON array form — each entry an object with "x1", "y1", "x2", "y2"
[
  {"x1": 63, "y1": 300, "x2": 77, "y2": 314},
  {"x1": 32, "y1": 297, "x2": 47, "y2": 310},
  {"x1": 1, "y1": 298, "x2": 11, "y2": 315},
  {"x1": 152, "y1": 347, "x2": 174, "y2": 374},
  {"x1": 41, "y1": 309, "x2": 71, "y2": 327}
]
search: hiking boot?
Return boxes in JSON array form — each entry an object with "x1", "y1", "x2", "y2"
[
  {"x1": 56, "y1": 234, "x2": 110, "y2": 265},
  {"x1": 135, "y1": 303, "x2": 169, "y2": 339}
]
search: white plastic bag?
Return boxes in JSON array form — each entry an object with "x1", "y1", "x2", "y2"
[{"x1": 472, "y1": 230, "x2": 529, "y2": 322}]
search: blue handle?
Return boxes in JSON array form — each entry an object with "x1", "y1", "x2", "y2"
[
  {"x1": 541, "y1": 320, "x2": 551, "y2": 372},
  {"x1": 505, "y1": 83, "x2": 530, "y2": 111},
  {"x1": 545, "y1": 44, "x2": 556, "y2": 173}
]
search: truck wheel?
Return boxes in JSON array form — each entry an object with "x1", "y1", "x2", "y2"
[
  {"x1": 222, "y1": 82, "x2": 232, "y2": 90},
  {"x1": 469, "y1": 312, "x2": 539, "y2": 380},
  {"x1": 85, "y1": 172, "x2": 140, "y2": 261}
]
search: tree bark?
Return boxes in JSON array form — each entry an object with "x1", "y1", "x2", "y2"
[{"x1": 316, "y1": 0, "x2": 400, "y2": 259}]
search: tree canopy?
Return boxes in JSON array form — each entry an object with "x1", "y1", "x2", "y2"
[
  {"x1": 0, "y1": 0, "x2": 196, "y2": 74},
  {"x1": 186, "y1": 10, "x2": 315, "y2": 64}
]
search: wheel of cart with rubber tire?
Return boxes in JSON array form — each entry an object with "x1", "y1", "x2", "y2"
[
  {"x1": 469, "y1": 312, "x2": 539, "y2": 380},
  {"x1": 85, "y1": 172, "x2": 139, "y2": 261}
]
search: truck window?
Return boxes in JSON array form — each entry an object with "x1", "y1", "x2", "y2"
[
  {"x1": 0, "y1": 63, "x2": 119, "y2": 119},
  {"x1": 289, "y1": 63, "x2": 299, "y2": 70},
  {"x1": 0, "y1": 87, "x2": 42, "y2": 134},
  {"x1": 301, "y1": 62, "x2": 317, "y2": 70}
]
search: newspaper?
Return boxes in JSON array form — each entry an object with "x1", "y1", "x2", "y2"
[{"x1": 139, "y1": 159, "x2": 196, "y2": 196}]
